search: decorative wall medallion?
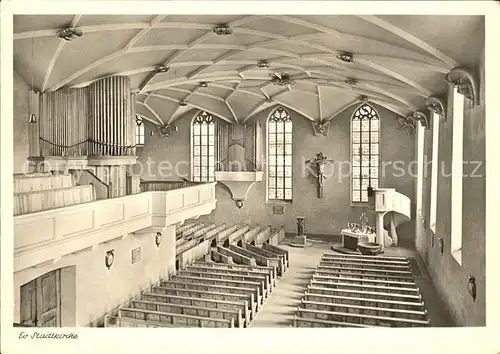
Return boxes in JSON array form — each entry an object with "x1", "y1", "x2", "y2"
[
  {"x1": 155, "y1": 232, "x2": 162, "y2": 247},
  {"x1": 158, "y1": 124, "x2": 178, "y2": 138},
  {"x1": 105, "y1": 250, "x2": 115, "y2": 270}
]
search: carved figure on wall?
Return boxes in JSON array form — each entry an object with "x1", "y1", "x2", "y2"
[{"x1": 306, "y1": 152, "x2": 335, "y2": 198}]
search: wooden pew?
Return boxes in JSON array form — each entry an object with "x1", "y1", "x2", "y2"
[
  {"x1": 168, "y1": 275, "x2": 263, "y2": 305},
  {"x1": 307, "y1": 285, "x2": 422, "y2": 303},
  {"x1": 205, "y1": 224, "x2": 227, "y2": 239},
  {"x1": 317, "y1": 263, "x2": 413, "y2": 278},
  {"x1": 254, "y1": 226, "x2": 272, "y2": 245},
  {"x1": 227, "y1": 245, "x2": 282, "y2": 274},
  {"x1": 295, "y1": 307, "x2": 429, "y2": 327},
  {"x1": 262, "y1": 243, "x2": 289, "y2": 268},
  {"x1": 140, "y1": 292, "x2": 249, "y2": 327},
  {"x1": 211, "y1": 249, "x2": 234, "y2": 264},
  {"x1": 320, "y1": 258, "x2": 412, "y2": 272},
  {"x1": 105, "y1": 315, "x2": 179, "y2": 327},
  {"x1": 14, "y1": 184, "x2": 95, "y2": 215},
  {"x1": 243, "y1": 226, "x2": 261, "y2": 244},
  {"x1": 216, "y1": 225, "x2": 239, "y2": 243},
  {"x1": 293, "y1": 315, "x2": 375, "y2": 328},
  {"x1": 228, "y1": 225, "x2": 251, "y2": 244},
  {"x1": 267, "y1": 225, "x2": 285, "y2": 245},
  {"x1": 160, "y1": 280, "x2": 261, "y2": 311},
  {"x1": 300, "y1": 299, "x2": 428, "y2": 321},
  {"x1": 194, "y1": 261, "x2": 277, "y2": 287},
  {"x1": 322, "y1": 253, "x2": 409, "y2": 262},
  {"x1": 14, "y1": 173, "x2": 73, "y2": 194},
  {"x1": 179, "y1": 269, "x2": 270, "y2": 297},
  {"x1": 176, "y1": 222, "x2": 201, "y2": 237},
  {"x1": 130, "y1": 299, "x2": 244, "y2": 328},
  {"x1": 119, "y1": 306, "x2": 235, "y2": 328},
  {"x1": 315, "y1": 267, "x2": 415, "y2": 282},
  {"x1": 181, "y1": 223, "x2": 206, "y2": 238},
  {"x1": 322, "y1": 254, "x2": 409, "y2": 266},
  {"x1": 151, "y1": 285, "x2": 257, "y2": 318},
  {"x1": 303, "y1": 292, "x2": 426, "y2": 312},
  {"x1": 310, "y1": 279, "x2": 419, "y2": 296},
  {"x1": 245, "y1": 243, "x2": 286, "y2": 273},
  {"x1": 192, "y1": 224, "x2": 217, "y2": 239},
  {"x1": 186, "y1": 264, "x2": 272, "y2": 293},
  {"x1": 217, "y1": 246, "x2": 257, "y2": 266},
  {"x1": 312, "y1": 274, "x2": 418, "y2": 289}
]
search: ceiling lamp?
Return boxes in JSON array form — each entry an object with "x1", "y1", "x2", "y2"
[
  {"x1": 336, "y1": 52, "x2": 355, "y2": 63},
  {"x1": 56, "y1": 27, "x2": 83, "y2": 41},
  {"x1": 345, "y1": 78, "x2": 358, "y2": 86},
  {"x1": 198, "y1": 82, "x2": 209, "y2": 88},
  {"x1": 179, "y1": 101, "x2": 188, "y2": 106},
  {"x1": 257, "y1": 60, "x2": 270, "y2": 68},
  {"x1": 271, "y1": 72, "x2": 295, "y2": 86},
  {"x1": 213, "y1": 25, "x2": 232, "y2": 36},
  {"x1": 155, "y1": 65, "x2": 169, "y2": 73}
]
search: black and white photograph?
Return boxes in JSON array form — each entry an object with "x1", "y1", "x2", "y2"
[{"x1": 1, "y1": 1, "x2": 499, "y2": 353}]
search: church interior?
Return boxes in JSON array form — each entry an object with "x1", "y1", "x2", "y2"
[{"x1": 10, "y1": 13, "x2": 486, "y2": 328}]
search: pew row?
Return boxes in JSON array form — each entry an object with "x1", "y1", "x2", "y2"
[
  {"x1": 130, "y1": 299, "x2": 244, "y2": 328},
  {"x1": 216, "y1": 246, "x2": 257, "y2": 266},
  {"x1": 295, "y1": 307, "x2": 429, "y2": 327},
  {"x1": 312, "y1": 274, "x2": 417, "y2": 289},
  {"x1": 168, "y1": 275, "x2": 263, "y2": 305},
  {"x1": 105, "y1": 315, "x2": 179, "y2": 327},
  {"x1": 194, "y1": 261, "x2": 277, "y2": 287},
  {"x1": 307, "y1": 285, "x2": 422, "y2": 303},
  {"x1": 185, "y1": 265, "x2": 273, "y2": 293},
  {"x1": 227, "y1": 245, "x2": 282, "y2": 274},
  {"x1": 151, "y1": 285, "x2": 257, "y2": 319},
  {"x1": 140, "y1": 292, "x2": 250, "y2": 327},
  {"x1": 310, "y1": 279, "x2": 419, "y2": 296},
  {"x1": 118, "y1": 307, "x2": 235, "y2": 328},
  {"x1": 293, "y1": 315, "x2": 376, "y2": 328},
  {"x1": 159, "y1": 281, "x2": 260, "y2": 312},
  {"x1": 211, "y1": 249, "x2": 234, "y2": 264},
  {"x1": 262, "y1": 243, "x2": 289, "y2": 268},
  {"x1": 244, "y1": 243, "x2": 287, "y2": 274}
]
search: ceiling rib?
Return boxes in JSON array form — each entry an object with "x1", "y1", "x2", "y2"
[
  {"x1": 41, "y1": 15, "x2": 81, "y2": 92},
  {"x1": 356, "y1": 15, "x2": 458, "y2": 68},
  {"x1": 137, "y1": 101, "x2": 164, "y2": 125}
]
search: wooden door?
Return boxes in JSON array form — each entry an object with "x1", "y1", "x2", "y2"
[{"x1": 20, "y1": 269, "x2": 61, "y2": 327}]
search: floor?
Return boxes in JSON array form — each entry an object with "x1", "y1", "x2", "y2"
[{"x1": 250, "y1": 235, "x2": 454, "y2": 327}]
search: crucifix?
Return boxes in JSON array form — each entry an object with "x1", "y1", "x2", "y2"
[{"x1": 306, "y1": 152, "x2": 335, "y2": 198}]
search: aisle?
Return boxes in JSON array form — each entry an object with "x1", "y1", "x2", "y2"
[{"x1": 249, "y1": 241, "x2": 324, "y2": 327}]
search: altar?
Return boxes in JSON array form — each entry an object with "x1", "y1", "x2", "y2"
[{"x1": 341, "y1": 229, "x2": 376, "y2": 251}]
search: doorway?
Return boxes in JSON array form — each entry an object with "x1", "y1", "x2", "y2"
[{"x1": 20, "y1": 269, "x2": 61, "y2": 327}]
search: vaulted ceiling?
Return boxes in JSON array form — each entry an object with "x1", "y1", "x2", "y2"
[{"x1": 14, "y1": 14, "x2": 484, "y2": 126}]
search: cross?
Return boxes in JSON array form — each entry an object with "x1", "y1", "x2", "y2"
[{"x1": 306, "y1": 152, "x2": 335, "y2": 198}]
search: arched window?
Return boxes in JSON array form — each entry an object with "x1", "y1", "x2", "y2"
[
  {"x1": 192, "y1": 111, "x2": 216, "y2": 182},
  {"x1": 351, "y1": 104, "x2": 380, "y2": 203},
  {"x1": 267, "y1": 106, "x2": 292, "y2": 202},
  {"x1": 135, "y1": 116, "x2": 145, "y2": 146}
]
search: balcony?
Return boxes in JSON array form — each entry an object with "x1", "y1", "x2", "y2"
[{"x1": 14, "y1": 182, "x2": 217, "y2": 272}]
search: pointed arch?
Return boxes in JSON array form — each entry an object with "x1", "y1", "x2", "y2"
[
  {"x1": 191, "y1": 110, "x2": 216, "y2": 182},
  {"x1": 350, "y1": 103, "x2": 381, "y2": 203},
  {"x1": 267, "y1": 106, "x2": 293, "y2": 202}
]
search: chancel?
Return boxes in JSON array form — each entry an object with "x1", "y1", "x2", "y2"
[{"x1": 10, "y1": 13, "x2": 485, "y2": 329}]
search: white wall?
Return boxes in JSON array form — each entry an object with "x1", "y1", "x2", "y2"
[{"x1": 13, "y1": 225, "x2": 176, "y2": 326}]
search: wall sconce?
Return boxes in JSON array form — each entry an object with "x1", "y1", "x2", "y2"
[
  {"x1": 105, "y1": 250, "x2": 115, "y2": 270},
  {"x1": 467, "y1": 275, "x2": 477, "y2": 302},
  {"x1": 155, "y1": 232, "x2": 162, "y2": 247},
  {"x1": 438, "y1": 238, "x2": 444, "y2": 255},
  {"x1": 28, "y1": 113, "x2": 37, "y2": 124}
]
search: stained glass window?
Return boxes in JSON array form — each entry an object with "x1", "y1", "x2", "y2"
[
  {"x1": 192, "y1": 111, "x2": 216, "y2": 182},
  {"x1": 268, "y1": 106, "x2": 292, "y2": 201},
  {"x1": 135, "y1": 116, "x2": 145, "y2": 146},
  {"x1": 351, "y1": 104, "x2": 380, "y2": 203}
]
